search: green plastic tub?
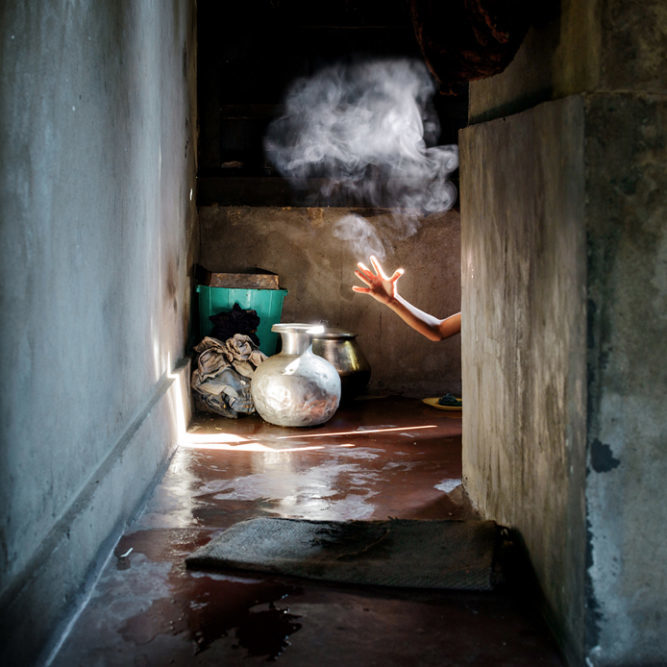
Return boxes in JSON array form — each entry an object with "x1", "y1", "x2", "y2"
[{"x1": 196, "y1": 285, "x2": 287, "y2": 355}]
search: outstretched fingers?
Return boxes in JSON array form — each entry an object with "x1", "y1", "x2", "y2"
[
  {"x1": 354, "y1": 256, "x2": 404, "y2": 304},
  {"x1": 354, "y1": 268, "x2": 372, "y2": 286},
  {"x1": 389, "y1": 268, "x2": 405, "y2": 283},
  {"x1": 368, "y1": 256, "x2": 404, "y2": 285},
  {"x1": 369, "y1": 255, "x2": 386, "y2": 279},
  {"x1": 356, "y1": 261, "x2": 373, "y2": 276}
]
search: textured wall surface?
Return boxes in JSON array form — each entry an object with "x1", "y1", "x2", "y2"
[
  {"x1": 462, "y1": 0, "x2": 667, "y2": 663},
  {"x1": 199, "y1": 206, "x2": 462, "y2": 397},
  {"x1": 0, "y1": 2, "x2": 197, "y2": 664},
  {"x1": 584, "y1": 92, "x2": 667, "y2": 666},
  {"x1": 469, "y1": 0, "x2": 666, "y2": 122},
  {"x1": 460, "y1": 98, "x2": 588, "y2": 657}
]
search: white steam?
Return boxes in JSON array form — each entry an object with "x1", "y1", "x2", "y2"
[
  {"x1": 264, "y1": 58, "x2": 459, "y2": 214},
  {"x1": 333, "y1": 214, "x2": 387, "y2": 260}
]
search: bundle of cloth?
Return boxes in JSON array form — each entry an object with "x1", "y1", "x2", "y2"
[{"x1": 191, "y1": 334, "x2": 267, "y2": 418}]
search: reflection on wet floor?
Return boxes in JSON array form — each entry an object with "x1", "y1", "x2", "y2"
[{"x1": 52, "y1": 397, "x2": 564, "y2": 666}]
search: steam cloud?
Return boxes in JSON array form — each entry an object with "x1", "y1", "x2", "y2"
[
  {"x1": 332, "y1": 213, "x2": 388, "y2": 260},
  {"x1": 264, "y1": 58, "x2": 459, "y2": 214}
]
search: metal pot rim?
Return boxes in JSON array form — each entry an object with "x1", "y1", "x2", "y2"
[
  {"x1": 271, "y1": 322, "x2": 325, "y2": 335},
  {"x1": 311, "y1": 328, "x2": 357, "y2": 340}
]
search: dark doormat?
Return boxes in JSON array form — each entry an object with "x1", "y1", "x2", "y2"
[{"x1": 186, "y1": 517, "x2": 499, "y2": 591}]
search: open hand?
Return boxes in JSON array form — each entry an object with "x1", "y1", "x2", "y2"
[{"x1": 352, "y1": 255, "x2": 404, "y2": 306}]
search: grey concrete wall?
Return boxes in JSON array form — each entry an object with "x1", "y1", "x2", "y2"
[
  {"x1": 469, "y1": 0, "x2": 666, "y2": 123},
  {"x1": 461, "y1": 0, "x2": 667, "y2": 664},
  {"x1": 584, "y1": 92, "x2": 667, "y2": 666},
  {"x1": 460, "y1": 98, "x2": 588, "y2": 658},
  {"x1": 199, "y1": 206, "x2": 461, "y2": 397},
  {"x1": 0, "y1": 2, "x2": 197, "y2": 664}
]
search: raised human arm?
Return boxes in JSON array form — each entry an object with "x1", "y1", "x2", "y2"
[{"x1": 352, "y1": 255, "x2": 461, "y2": 341}]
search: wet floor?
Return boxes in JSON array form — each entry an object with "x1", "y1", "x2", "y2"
[{"x1": 52, "y1": 397, "x2": 564, "y2": 666}]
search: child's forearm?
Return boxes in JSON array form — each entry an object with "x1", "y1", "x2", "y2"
[
  {"x1": 388, "y1": 295, "x2": 459, "y2": 341},
  {"x1": 352, "y1": 255, "x2": 461, "y2": 341}
]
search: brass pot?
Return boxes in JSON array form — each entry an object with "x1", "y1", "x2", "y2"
[{"x1": 311, "y1": 329, "x2": 371, "y2": 401}]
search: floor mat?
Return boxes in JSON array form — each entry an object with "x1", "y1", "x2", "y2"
[{"x1": 186, "y1": 517, "x2": 498, "y2": 591}]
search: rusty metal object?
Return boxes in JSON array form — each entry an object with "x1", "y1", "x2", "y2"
[{"x1": 410, "y1": 0, "x2": 530, "y2": 94}]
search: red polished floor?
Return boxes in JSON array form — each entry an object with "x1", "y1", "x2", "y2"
[{"x1": 52, "y1": 397, "x2": 564, "y2": 666}]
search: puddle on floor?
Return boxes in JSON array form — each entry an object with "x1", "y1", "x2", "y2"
[
  {"x1": 233, "y1": 601, "x2": 302, "y2": 660},
  {"x1": 119, "y1": 570, "x2": 303, "y2": 657}
]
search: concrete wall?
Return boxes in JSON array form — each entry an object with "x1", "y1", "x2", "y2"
[
  {"x1": 469, "y1": 0, "x2": 666, "y2": 123},
  {"x1": 460, "y1": 98, "x2": 588, "y2": 657},
  {"x1": 199, "y1": 206, "x2": 462, "y2": 397},
  {"x1": 0, "y1": 2, "x2": 197, "y2": 664},
  {"x1": 461, "y1": 1, "x2": 667, "y2": 664},
  {"x1": 584, "y1": 92, "x2": 667, "y2": 666}
]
